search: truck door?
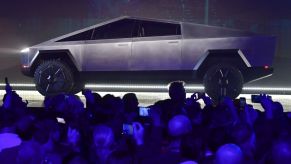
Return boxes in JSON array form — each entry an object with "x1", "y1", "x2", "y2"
[
  {"x1": 131, "y1": 20, "x2": 182, "y2": 71},
  {"x1": 84, "y1": 19, "x2": 136, "y2": 71}
]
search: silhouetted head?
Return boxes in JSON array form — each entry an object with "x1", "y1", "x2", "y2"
[
  {"x1": 44, "y1": 94, "x2": 66, "y2": 111},
  {"x1": 93, "y1": 125, "x2": 115, "y2": 163},
  {"x1": 168, "y1": 115, "x2": 192, "y2": 137},
  {"x1": 230, "y1": 123, "x2": 256, "y2": 159},
  {"x1": 33, "y1": 118, "x2": 59, "y2": 144},
  {"x1": 65, "y1": 155, "x2": 88, "y2": 164},
  {"x1": 111, "y1": 96, "x2": 124, "y2": 113},
  {"x1": 64, "y1": 94, "x2": 84, "y2": 111},
  {"x1": 0, "y1": 110, "x2": 17, "y2": 131},
  {"x1": 272, "y1": 101, "x2": 284, "y2": 118},
  {"x1": 17, "y1": 141, "x2": 42, "y2": 163},
  {"x1": 230, "y1": 123, "x2": 254, "y2": 145},
  {"x1": 270, "y1": 139, "x2": 291, "y2": 164},
  {"x1": 106, "y1": 150, "x2": 133, "y2": 164},
  {"x1": 215, "y1": 144, "x2": 243, "y2": 164},
  {"x1": 92, "y1": 92, "x2": 102, "y2": 104},
  {"x1": 93, "y1": 125, "x2": 114, "y2": 149},
  {"x1": 16, "y1": 114, "x2": 35, "y2": 140},
  {"x1": 168, "y1": 81, "x2": 186, "y2": 103},
  {"x1": 122, "y1": 93, "x2": 139, "y2": 113},
  {"x1": 180, "y1": 133, "x2": 204, "y2": 162},
  {"x1": 102, "y1": 94, "x2": 117, "y2": 110}
]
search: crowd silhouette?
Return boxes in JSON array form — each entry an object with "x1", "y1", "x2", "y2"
[{"x1": 0, "y1": 80, "x2": 291, "y2": 164}]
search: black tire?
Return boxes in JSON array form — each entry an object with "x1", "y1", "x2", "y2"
[
  {"x1": 71, "y1": 76, "x2": 84, "y2": 94},
  {"x1": 34, "y1": 60, "x2": 74, "y2": 96},
  {"x1": 203, "y1": 64, "x2": 243, "y2": 101}
]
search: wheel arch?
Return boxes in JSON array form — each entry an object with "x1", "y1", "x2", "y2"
[
  {"x1": 195, "y1": 49, "x2": 251, "y2": 79},
  {"x1": 30, "y1": 50, "x2": 80, "y2": 75}
]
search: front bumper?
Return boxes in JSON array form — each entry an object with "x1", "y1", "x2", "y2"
[
  {"x1": 20, "y1": 51, "x2": 33, "y2": 76},
  {"x1": 20, "y1": 48, "x2": 38, "y2": 77}
]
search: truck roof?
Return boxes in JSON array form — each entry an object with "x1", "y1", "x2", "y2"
[{"x1": 33, "y1": 16, "x2": 259, "y2": 47}]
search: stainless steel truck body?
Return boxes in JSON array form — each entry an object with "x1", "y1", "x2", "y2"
[{"x1": 20, "y1": 16, "x2": 276, "y2": 98}]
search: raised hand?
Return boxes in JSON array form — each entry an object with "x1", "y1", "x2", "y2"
[
  {"x1": 244, "y1": 105, "x2": 258, "y2": 126},
  {"x1": 132, "y1": 122, "x2": 144, "y2": 146},
  {"x1": 223, "y1": 97, "x2": 240, "y2": 123},
  {"x1": 5, "y1": 77, "x2": 12, "y2": 94},
  {"x1": 3, "y1": 91, "x2": 12, "y2": 109},
  {"x1": 223, "y1": 97, "x2": 236, "y2": 109},
  {"x1": 260, "y1": 94, "x2": 273, "y2": 119},
  {"x1": 82, "y1": 89, "x2": 95, "y2": 105},
  {"x1": 67, "y1": 127, "x2": 80, "y2": 146},
  {"x1": 149, "y1": 106, "x2": 162, "y2": 127},
  {"x1": 200, "y1": 92, "x2": 213, "y2": 106}
]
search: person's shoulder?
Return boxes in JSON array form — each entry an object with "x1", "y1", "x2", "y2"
[
  {"x1": 154, "y1": 99, "x2": 171, "y2": 105},
  {"x1": 156, "y1": 151, "x2": 181, "y2": 164},
  {"x1": 0, "y1": 145, "x2": 21, "y2": 163}
]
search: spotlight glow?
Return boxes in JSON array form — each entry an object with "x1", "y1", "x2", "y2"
[
  {"x1": 0, "y1": 83, "x2": 35, "y2": 87},
  {"x1": 85, "y1": 84, "x2": 205, "y2": 90},
  {"x1": 243, "y1": 87, "x2": 291, "y2": 92},
  {"x1": 0, "y1": 83, "x2": 290, "y2": 93},
  {"x1": 85, "y1": 84, "x2": 167, "y2": 89},
  {"x1": 20, "y1": 48, "x2": 30, "y2": 53}
]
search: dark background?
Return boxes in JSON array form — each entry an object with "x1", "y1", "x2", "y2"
[{"x1": 0, "y1": 0, "x2": 290, "y2": 86}]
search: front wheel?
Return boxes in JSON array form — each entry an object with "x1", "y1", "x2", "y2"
[
  {"x1": 34, "y1": 60, "x2": 74, "y2": 96},
  {"x1": 203, "y1": 64, "x2": 244, "y2": 101}
]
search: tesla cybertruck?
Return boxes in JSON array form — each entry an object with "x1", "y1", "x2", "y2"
[{"x1": 20, "y1": 16, "x2": 276, "y2": 99}]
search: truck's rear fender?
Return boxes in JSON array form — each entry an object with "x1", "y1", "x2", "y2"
[
  {"x1": 195, "y1": 49, "x2": 250, "y2": 79},
  {"x1": 246, "y1": 36, "x2": 276, "y2": 67}
]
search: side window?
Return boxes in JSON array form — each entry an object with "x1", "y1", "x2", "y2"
[
  {"x1": 138, "y1": 21, "x2": 181, "y2": 37},
  {"x1": 57, "y1": 29, "x2": 94, "y2": 42},
  {"x1": 93, "y1": 19, "x2": 136, "y2": 40}
]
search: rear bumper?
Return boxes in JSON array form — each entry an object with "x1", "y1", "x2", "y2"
[{"x1": 242, "y1": 67, "x2": 273, "y2": 83}]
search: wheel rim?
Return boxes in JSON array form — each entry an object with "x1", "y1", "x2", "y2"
[
  {"x1": 217, "y1": 67, "x2": 231, "y2": 97},
  {"x1": 205, "y1": 66, "x2": 242, "y2": 99},
  {"x1": 38, "y1": 65, "x2": 66, "y2": 93}
]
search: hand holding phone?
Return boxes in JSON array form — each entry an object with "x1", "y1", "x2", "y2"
[
  {"x1": 139, "y1": 107, "x2": 150, "y2": 117},
  {"x1": 132, "y1": 122, "x2": 144, "y2": 145},
  {"x1": 251, "y1": 94, "x2": 272, "y2": 103},
  {"x1": 122, "y1": 124, "x2": 133, "y2": 135},
  {"x1": 67, "y1": 127, "x2": 80, "y2": 145},
  {"x1": 259, "y1": 94, "x2": 273, "y2": 111},
  {"x1": 190, "y1": 92, "x2": 204, "y2": 101},
  {"x1": 57, "y1": 117, "x2": 66, "y2": 124},
  {"x1": 251, "y1": 95, "x2": 261, "y2": 103},
  {"x1": 239, "y1": 97, "x2": 246, "y2": 109}
]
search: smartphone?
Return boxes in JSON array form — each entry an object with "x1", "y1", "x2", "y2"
[
  {"x1": 233, "y1": 97, "x2": 246, "y2": 109},
  {"x1": 239, "y1": 97, "x2": 246, "y2": 109},
  {"x1": 251, "y1": 95, "x2": 261, "y2": 103},
  {"x1": 122, "y1": 124, "x2": 133, "y2": 135},
  {"x1": 251, "y1": 95, "x2": 272, "y2": 103},
  {"x1": 57, "y1": 117, "x2": 66, "y2": 124},
  {"x1": 139, "y1": 107, "x2": 150, "y2": 117}
]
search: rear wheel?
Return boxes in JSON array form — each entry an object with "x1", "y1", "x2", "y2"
[
  {"x1": 71, "y1": 76, "x2": 84, "y2": 94},
  {"x1": 34, "y1": 60, "x2": 74, "y2": 96},
  {"x1": 203, "y1": 64, "x2": 243, "y2": 101}
]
